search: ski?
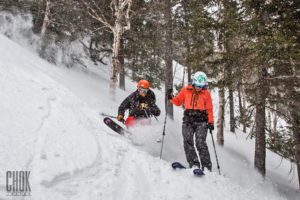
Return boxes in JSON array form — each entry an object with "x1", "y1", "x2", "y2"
[
  {"x1": 171, "y1": 162, "x2": 205, "y2": 176},
  {"x1": 103, "y1": 117, "x2": 127, "y2": 135},
  {"x1": 193, "y1": 168, "x2": 205, "y2": 176},
  {"x1": 172, "y1": 162, "x2": 186, "y2": 169}
]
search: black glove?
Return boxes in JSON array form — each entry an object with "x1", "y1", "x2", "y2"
[
  {"x1": 167, "y1": 88, "x2": 173, "y2": 100},
  {"x1": 207, "y1": 123, "x2": 214, "y2": 131}
]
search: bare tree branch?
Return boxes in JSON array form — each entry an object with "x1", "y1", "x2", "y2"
[
  {"x1": 120, "y1": 0, "x2": 131, "y2": 10},
  {"x1": 265, "y1": 105, "x2": 291, "y2": 123},
  {"x1": 266, "y1": 75, "x2": 300, "y2": 80},
  {"x1": 123, "y1": 0, "x2": 132, "y2": 31},
  {"x1": 80, "y1": 0, "x2": 114, "y2": 31}
]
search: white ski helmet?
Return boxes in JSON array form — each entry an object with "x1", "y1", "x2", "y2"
[{"x1": 192, "y1": 71, "x2": 208, "y2": 88}]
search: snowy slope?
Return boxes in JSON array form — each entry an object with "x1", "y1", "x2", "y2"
[{"x1": 0, "y1": 34, "x2": 298, "y2": 200}]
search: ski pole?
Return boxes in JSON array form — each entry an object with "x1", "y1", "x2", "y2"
[
  {"x1": 143, "y1": 109, "x2": 159, "y2": 122},
  {"x1": 160, "y1": 88, "x2": 173, "y2": 159},
  {"x1": 143, "y1": 109, "x2": 149, "y2": 118},
  {"x1": 100, "y1": 112, "x2": 117, "y2": 118},
  {"x1": 210, "y1": 129, "x2": 221, "y2": 175},
  {"x1": 159, "y1": 110, "x2": 167, "y2": 159},
  {"x1": 101, "y1": 112, "x2": 125, "y2": 124}
]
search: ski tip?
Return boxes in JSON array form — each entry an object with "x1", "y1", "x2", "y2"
[
  {"x1": 172, "y1": 162, "x2": 186, "y2": 169},
  {"x1": 103, "y1": 117, "x2": 111, "y2": 123},
  {"x1": 171, "y1": 162, "x2": 178, "y2": 169}
]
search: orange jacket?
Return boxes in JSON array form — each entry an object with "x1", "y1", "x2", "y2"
[{"x1": 171, "y1": 85, "x2": 214, "y2": 123}]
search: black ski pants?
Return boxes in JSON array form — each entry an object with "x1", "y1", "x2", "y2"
[{"x1": 182, "y1": 122, "x2": 212, "y2": 168}]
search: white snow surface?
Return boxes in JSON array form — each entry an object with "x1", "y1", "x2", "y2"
[{"x1": 0, "y1": 33, "x2": 299, "y2": 200}]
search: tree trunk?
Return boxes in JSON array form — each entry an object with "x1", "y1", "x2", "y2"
[
  {"x1": 254, "y1": 88, "x2": 266, "y2": 176},
  {"x1": 241, "y1": 84, "x2": 247, "y2": 133},
  {"x1": 292, "y1": 112, "x2": 300, "y2": 190},
  {"x1": 254, "y1": 69, "x2": 267, "y2": 176},
  {"x1": 110, "y1": 27, "x2": 122, "y2": 99},
  {"x1": 41, "y1": 0, "x2": 50, "y2": 37},
  {"x1": 287, "y1": 86, "x2": 300, "y2": 189},
  {"x1": 164, "y1": 0, "x2": 174, "y2": 118},
  {"x1": 267, "y1": 110, "x2": 272, "y2": 133},
  {"x1": 217, "y1": 87, "x2": 225, "y2": 145},
  {"x1": 272, "y1": 101, "x2": 278, "y2": 132},
  {"x1": 238, "y1": 82, "x2": 244, "y2": 129},
  {"x1": 216, "y1": 0, "x2": 225, "y2": 144},
  {"x1": 182, "y1": 0, "x2": 192, "y2": 83},
  {"x1": 187, "y1": 66, "x2": 191, "y2": 83},
  {"x1": 229, "y1": 88, "x2": 235, "y2": 133},
  {"x1": 181, "y1": 67, "x2": 185, "y2": 87},
  {"x1": 119, "y1": 38, "x2": 125, "y2": 90},
  {"x1": 186, "y1": 41, "x2": 191, "y2": 83}
]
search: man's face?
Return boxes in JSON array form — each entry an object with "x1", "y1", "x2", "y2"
[{"x1": 138, "y1": 87, "x2": 149, "y2": 97}]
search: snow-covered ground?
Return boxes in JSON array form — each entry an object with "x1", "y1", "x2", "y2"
[{"x1": 0, "y1": 30, "x2": 299, "y2": 200}]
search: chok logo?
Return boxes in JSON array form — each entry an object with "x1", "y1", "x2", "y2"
[{"x1": 6, "y1": 171, "x2": 31, "y2": 196}]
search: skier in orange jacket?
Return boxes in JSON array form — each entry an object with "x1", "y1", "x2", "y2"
[{"x1": 169, "y1": 71, "x2": 214, "y2": 171}]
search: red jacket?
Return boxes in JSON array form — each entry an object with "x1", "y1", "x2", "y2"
[{"x1": 171, "y1": 85, "x2": 214, "y2": 124}]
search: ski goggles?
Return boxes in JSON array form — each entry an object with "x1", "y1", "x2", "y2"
[
  {"x1": 194, "y1": 86, "x2": 205, "y2": 90},
  {"x1": 138, "y1": 87, "x2": 149, "y2": 94},
  {"x1": 193, "y1": 83, "x2": 207, "y2": 90}
]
